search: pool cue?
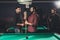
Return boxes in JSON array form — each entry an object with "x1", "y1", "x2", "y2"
[
  {"x1": 24, "y1": 11, "x2": 29, "y2": 39},
  {"x1": 24, "y1": 11, "x2": 27, "y2": 34}
]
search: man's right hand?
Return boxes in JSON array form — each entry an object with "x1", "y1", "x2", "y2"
[
  {"x1": 17, "y1": 23, "x2": 24, "y2": 26},
  {"x1": 21, "y1": 24, "x2": 24, "y2": 26},
  {"x1": 25, "y1": 20, "x2": 28, "y2": 24}
]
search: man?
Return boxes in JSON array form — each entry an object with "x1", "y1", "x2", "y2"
[
  {"x1": 47, "y1": 8, "x2": 60, "y2": 32},
  {"x1": 25, "y1": 7, "x2": 39, "y2": 33},
  {"x1": 15, "y1": 7, "x2": 24, "y2": 33},
  {"x1": 6, "y1": 7, "x2": 24, "y2": 33}
]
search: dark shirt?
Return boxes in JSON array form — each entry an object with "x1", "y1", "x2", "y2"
[
  {"x1": 48, "y1": 13, "x2": 60, "y2": 29},
  {"x1": 15, "y1": 13, "x2": 23, "y2": 25},
  {"x1": 49, "y1": 14, "x2": 59, "y2": 24}
]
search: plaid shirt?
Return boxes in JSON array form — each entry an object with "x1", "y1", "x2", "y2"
[{"x1": 28, "y1": 12, "x2": 39, "y2": 32}]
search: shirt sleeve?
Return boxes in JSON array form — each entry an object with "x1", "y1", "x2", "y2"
[{"x1": 33, "y1": 14, "x2": 38, "y2": 26}]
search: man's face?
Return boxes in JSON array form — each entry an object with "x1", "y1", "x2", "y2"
[
  {"x1": 51, "y1": 9, "x2": 55, "y2": 14},
  {"x1": 30, "y1": 7, "x2": 34, "y2": 12},
  {"x1": 51, "y1": 9, "x2": 55, "y2": 13},
  {"x1": 16, "y1": 8, "x2": 21, "y2": 14}
]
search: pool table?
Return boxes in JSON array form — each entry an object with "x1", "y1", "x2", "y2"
[
  {"x1": 6, "y1": 26, "x2": 48, "y2": 33},
  {"x1": 0, "y1": 33, "x2": 60, "y2": 40}
]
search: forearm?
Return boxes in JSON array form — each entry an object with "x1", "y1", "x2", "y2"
[
  {"x1": 17, "y1": 23, "x2": 24, "y2": 26},
  {"x1": 27, "y1": 22, "x2": 33, "y2": 25}
]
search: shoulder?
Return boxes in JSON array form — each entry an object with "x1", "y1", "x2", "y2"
[
  {"x1": 55, "y1": 14, "x2": 59, "y2": 17},
  {"x1": 35, "y1": 13, "x2": 39, "y2": 17}
]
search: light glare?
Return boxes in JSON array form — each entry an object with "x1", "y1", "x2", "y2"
[{"x1": 54, "y1": 1, "x2": 60, "y2": 8}]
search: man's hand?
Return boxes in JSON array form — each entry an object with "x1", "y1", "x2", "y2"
[
  {"x1": 25, "y1": 20, "x2": 28, "y2": 24},
  {"x1": 28, "y1": 23, "x2": 33, "y2": 25},
  {"x1": 25, "y1": 20, "x2": 33, "y2": 25},
  {"x1": 6, "y1": 29, "x2": 9, "y2": 32},
  {"x1": 17, "y1": 23, "x2": 24, "y2": 26},
  {"x1": 21, "y1": 24, "x2": 24, "y2": 26}
]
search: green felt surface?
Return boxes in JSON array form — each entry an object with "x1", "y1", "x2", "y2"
[
  {"x1": 8, "y1": 26, "x2": 47, "y2": 30},
  {"x1": 20, "y1": 26, "x2": 47, "y2": 30},
  {"x1": 0, "y1": 26, "x2": 59, "y2": 40},
  {"x1": 0, "y1": 33, "x2": 60, "y2": 40}
]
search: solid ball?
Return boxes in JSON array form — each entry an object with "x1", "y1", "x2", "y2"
[{"x1": 26, "y1": 36, "x2": 28, "y2": 39}]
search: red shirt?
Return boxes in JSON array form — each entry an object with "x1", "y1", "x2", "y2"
[{"x1": 28, "y1": 12, "x2": 39, "y2": 32}]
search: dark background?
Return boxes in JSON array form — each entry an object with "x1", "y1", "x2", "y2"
[
  {"x1": 0, "y1": 2, "x2": 54, "y2": 26},
  {"x1": 0, "y1": 1, "x2": 60, "y2": 33}
]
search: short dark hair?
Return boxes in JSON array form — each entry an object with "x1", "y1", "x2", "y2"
[
  {"x1": 30, "y1": 6, "x2": 37, "y2": 12},
  {"x1": 51, "y1": 8, "x2": 56, "y2": 11},
  {"x1": 16, "y1": 7, "x2": 21, "y2": 9},
  {"x1": 30, "y1": 6, "x2": 37, "y2": 10}
]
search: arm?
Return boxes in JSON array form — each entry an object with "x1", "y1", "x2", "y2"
[
  {"x1": 32, "y1": 16, "x2": 38, "y2": 26},
  {"x1": 17, "y1": 23, "x2": 24, "y2": 26},
  {"x1": 26, "y1": 15, "x2": 38, "y2": 26}
]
